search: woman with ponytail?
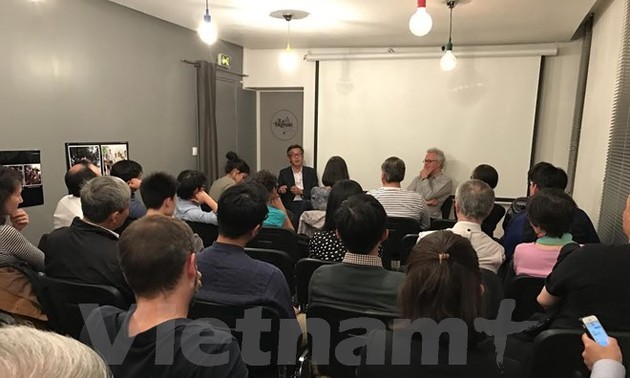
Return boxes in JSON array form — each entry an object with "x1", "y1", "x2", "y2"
[
  {"x1": 358, "y1": 231, "x2": 521, "y2": 377},
  {"x1": 208, "y1": 152, "x2": 250, "y2": 201}
]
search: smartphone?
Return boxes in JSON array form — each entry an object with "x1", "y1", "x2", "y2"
[{"x1": 580, "y1": 315, "x2": 609, "y2": 346}]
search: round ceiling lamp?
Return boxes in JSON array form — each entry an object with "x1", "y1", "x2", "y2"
[
  {"x1": 270, "y1": 10, "x2": 310, "y2": 72},
  {"x1": 409, "y1": 0, "x2": 433, "y2": 36}
]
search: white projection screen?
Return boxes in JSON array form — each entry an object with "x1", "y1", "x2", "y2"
[{"x1": 316, "y1": 56, "x2": 542, "y2": 199}]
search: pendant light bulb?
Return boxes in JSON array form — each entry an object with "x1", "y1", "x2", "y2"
[
  {"x1": 197, "y1": 1, "x2": 217, "y2": 45},
  {"x1": 279, "y1": 44, "x2": 299, "y2": 72},
  {"x1": 409, "y1": 0, "x2": 433, "y2": 37},
  {"x1": 440, "y1": 48, "x2": 457, "y2": 71}
]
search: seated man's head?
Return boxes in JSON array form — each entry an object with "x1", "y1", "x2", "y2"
[
  {"x1": 424, "y1": 148, "x2": 446, "y2": 174},
  {"x1": 250, "y1": 170, "x2": 278, "y2": 203},
  {"x1": 65, "y1": 161, "x2": 100, "y2": 198},
  {"x1": 471, "y1": 164, "x2": 499, "y2": 189},
  {"x1": 110, "y1": 160, "x2": 143, "y2": 192},
  {"x1": 217, "y1": 182, "x2": 268, "y2": 241},
  {"x1": 527, "y1": 188, "x2": 577, "y2": 238},
  {"x1": 381, "y1": 156, "x2": 405, "y2": 185},
  {"x1": 335, "y1": 194, "x2": 388, "y2": 255},
  {"x1": 286, "y1": 144, "x2": 304, "y2": 168},
  {"x1": 140, "y1": 172, "x2": 179, "y2": 216},
  {"x1": 527, "y1": 162, "x2": 567, "y2": 196},
  {"x1": 0, "y1": 325, "x2": 111, "y2": 378},
  {"x1": 80, "y1": 176, "x2": 130, "y2": 230},
  {"x1": 118, "y1": 216, "x2": 197, "y2": 303},
  {"x1": 402, "y1": 231, "x2": 482, "y2": 328},
  {"x1": 176, "y1": 170, "x2": 207, "y2": 201},
  {"x1": 454, "y1": 179, "x2": 495, "y2": 224}
]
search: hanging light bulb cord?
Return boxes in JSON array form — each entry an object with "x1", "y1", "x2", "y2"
[
  {"x1": 204, "y1": 0, "x2": 211, "y2": 22},
  {"x1": 286, "y1": 20, "x2": 291, "y2": 49},
  {"x1": 447, "y1": 1, "x2": 454, "y2": 45}
]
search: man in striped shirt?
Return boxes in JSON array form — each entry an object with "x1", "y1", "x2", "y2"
[{"x1": 368, "y1": 156, "x2": 430, "y2": 229}]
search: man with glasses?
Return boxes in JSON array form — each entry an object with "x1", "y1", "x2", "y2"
[
  {"x1": 277, "y1": 144, "x2": 319, "y2": 226},
  {"x1": 407, "y1": 148, "x2": 453, "y2": 218}
]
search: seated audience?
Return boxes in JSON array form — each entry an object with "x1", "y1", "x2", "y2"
[
  {"x1": 174, "y1": 170, "x2": 218, "y2": 225},
  {"x1": 53, "y1": 161, "x2": 100, "y2": 229},
  {"x1": 251, "y1": 170, "x2": 294, "y2": 231},
  {"x1": 503, "y1": 162, "x2": 599, "y2": 259},
  {"x1": 80, "y1": 216, "x2": 247, "y2": 377},
  {"x1": 502, "y1": 162, "x2": 556, "y2": 229},
  {"x1": 537, "y1": 195, "x2": 630, "y2": 331},
  {"x1": 513, "y1": 188, "x2": 576, "y2": 278},
  {"x1": 0, "y1": 166, "x2": 46, "y2": 324},
  {"x1": 277, "y1": 144, "x2": 319, "y2": 225},
  {"x1": 471, "y1": 164, "x2": 506, "y2": 237},
  {"x1": 582, "y1": 333, "x2": 625, "y2": 378},
  {"x1": 368, "y1": 156, "x2": 430, "y2": 229},
  {"x1": 407, "y1": 148, "x2": 453, "y2": 218},
  {"x1": 208, "y1": 151, "x2": 250, "y2": 201},
  {"x1": 110, "y1": 160, "x2": 146, "y2": 220},
  {"x1": 196, "y1": 183, "x2": 296, "y2": 319},
  {"x1": 308, "y1": 179, "x2": 363, "y2": 262},
  {"x1": 358, "y1": 231, "x2": 519, "y2": 377},
  {"x1": 0, "y1": 326, "x2": 111, "y2": 378},
  {"x1": 310, "y1": 156, "x2": 349, "y2": 211},
  {"x1": 309, "y1": 194, "x2": 403, "y2": 315},
  {"x1": 418, "y1": 179, "x2": 505, "y2": 273},
  {"x1": 45, "y1": 176, "x2": 133, "y2": 303}
]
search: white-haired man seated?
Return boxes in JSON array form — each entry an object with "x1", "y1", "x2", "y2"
[{"x1": 408, "y1": 147, "x2": 453, "y2": 218}]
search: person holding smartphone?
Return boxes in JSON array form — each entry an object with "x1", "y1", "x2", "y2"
[{"x1": 582, "y1": 333, "x2": 625, "y2": 378}]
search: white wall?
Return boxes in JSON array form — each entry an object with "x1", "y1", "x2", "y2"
[
  {"x1": 573, "y1": 0, "x2": 624, "y2": 228},
  {"x1": 243, "y1": 49, "x2": 317, "y2": 166}
]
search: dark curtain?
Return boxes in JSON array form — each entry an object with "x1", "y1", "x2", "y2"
[{"x1": 196, "y1": 60, "x2": 219, "y2": 183}]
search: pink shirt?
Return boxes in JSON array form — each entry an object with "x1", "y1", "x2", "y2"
[{"x1": 513, "y1": 242, "x2": 563, "y2": 278}]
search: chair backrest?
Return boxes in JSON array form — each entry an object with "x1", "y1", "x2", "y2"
[
  {"x1": 244, "y1": 247, "x2": 295, "y2": 295},
  {"x1": 247, "y1": 227, "x2": 305, "y2": 261},
  {"x1": 38, "y1": 275, "x2": 129, "y2": 339},
  {"x1": 306, "y1": 303, "x2": 396, "y2": 378},
  {"x1": 184, "y1": 221, "x2": 219, "y2": 248},
  {"x1": 381, "y1": 217, "x2": 421, "y2": 270},
  {"x1": 188, "y1": 300, "x2": 291, "y2": 375},
  {"x1": 399, "y1": 233, "x2": 419, "y2": 266},
  {"x1": 429, "y1": 218, "x2": 457, "y2": 231},
  {"x1": 441, "y1": 195, "x2": 455, "y2": 219},
  {"x1": 505, "y1": 275, "x2": 545, "y2": 321},
  {"x1": 480, "y1": 268, "x2": 504, "y2": 319},
  {"x1": 531, "y1": 329, "x2": 630, "y2": 378},
  {"x1": 294, "y1": 258, "x2": 336, "y2": 310}
]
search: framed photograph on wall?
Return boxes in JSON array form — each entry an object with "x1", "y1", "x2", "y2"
[
  {"x1": 65, "y1": 142, "x2": 129, "y2": 175},
  {"x1": 0, "y1": 150, "x2": 44, "y2": 207}
]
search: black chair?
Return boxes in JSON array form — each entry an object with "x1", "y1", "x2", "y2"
[
  {"x1": 399, "y1": 233, "x2": 419, "y2": 267},
  {"x1": 37, "y1": 233, "x2": 49, "y2": 252},
  {"x1": 294, "y1": 258, "x2": 336, "y2": 310},
  {"x1": 189, "y1": 300, "x2": 297, "y2": 377},
  {"x1": 480, "y1": 268, "x2": 504, "y2": 319},
  {"x1": 505, "y1": 275, "x2": 545, "y2": 321},
  {"x1": 381, "y1": 217, "x2": 421, "y2": 270},
  {"x1": 441, "y1": 195, "x2": 454, "y2": 219},
  {"x1": 429, "y1": 218, "x2": 457, "y2": 230},
  {"x1": 247, "y1": 227, "x2": 306, "y2": 262},
  {"x1": 530, "y1": 329, "x2": 630, "y2": 378},
  {"x1": 38, "y1": 275, "x2": 129, "y2": 339},
  {"x1": 185, "y1": 221, "x2": 219, "y2": 247},
  {"x1": 306, "y1": 304, "x2": 396, "y2": 378},
  {"x1": 245, "y1": 247, "x2": 296, "y2": 295}
]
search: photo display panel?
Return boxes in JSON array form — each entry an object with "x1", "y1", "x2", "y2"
[{"x1": 0, "y1": 150, "x2": 44, "y2": 207}]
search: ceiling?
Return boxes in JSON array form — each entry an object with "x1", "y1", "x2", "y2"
[{"x1": 108, "y1": 0, "x2": 600, "y2": 49}]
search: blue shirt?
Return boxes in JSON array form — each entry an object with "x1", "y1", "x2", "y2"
[
  {"x1": 174, "y1": 197, "x2": 217, "y2": 225},
  {"x1": 129, "y1": 192, "x2": 147, "y2": 219},
  {"x1": 196, "y1": 242, "x2": 295, "y2": 319},
  {"x1": 502, "y1": 212, "x2": 528, "y2": 261},
  {"x1": 263, "y1": 206, "x2": 286, "y2": 228}
]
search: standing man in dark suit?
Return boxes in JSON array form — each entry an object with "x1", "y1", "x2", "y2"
[{"x1": 277, "y1": 144, "x2": 318, "y2": 226}]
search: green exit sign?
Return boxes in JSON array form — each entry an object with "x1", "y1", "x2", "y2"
[{"x1": 218, "y1": 53, "x2": 231, "y2": 69}]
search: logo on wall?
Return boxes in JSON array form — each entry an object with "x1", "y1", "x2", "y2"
[{"x1": 271, "y1": 110, "x2": 298, "y2": 141}]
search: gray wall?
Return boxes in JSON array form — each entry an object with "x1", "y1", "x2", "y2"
[
  {"x1": 0, "y1": 0, "x2": 244, "y2": 242},
  {"x1": 260, "y1": 91, "x2": 304, "y2": 175}
]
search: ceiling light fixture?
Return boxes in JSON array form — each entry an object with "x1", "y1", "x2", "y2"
[
  {"x1": 197, "y1": 0, "x2": 218, "y2": 45},
  {"x1": 440, "y1": 0, "x2": 457, "y2": 71},
  {"x1": 409, "y1": 0, "x2": 433, "y2": 36},
  {"x1": 270, "y1": 10, "x2": 310, "y2": 72}
]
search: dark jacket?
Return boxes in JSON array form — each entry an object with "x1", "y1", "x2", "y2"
[{"x1": 277, "y1": 166, "x2": 319, "y2": 206}]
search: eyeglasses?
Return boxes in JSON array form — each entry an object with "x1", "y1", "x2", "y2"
[
  {"x1": 288, "y1": 153, "x2": 303, "y2": 157},
  {"x1": 424, "y1": 159, "x2": 438, "y2": 164}
]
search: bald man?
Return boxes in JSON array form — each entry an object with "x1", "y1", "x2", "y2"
[{"x1": 52, "y1": 161, "x2": 100, "y2": 229}]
